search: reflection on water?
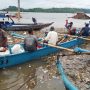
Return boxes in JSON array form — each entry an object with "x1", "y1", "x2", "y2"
[{"x1": 0, "y1": 57, "x2": 65, "y2": 90}]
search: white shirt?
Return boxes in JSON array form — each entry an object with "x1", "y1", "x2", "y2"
[{"x1": 45, "y1": 31, "x2": 58, "y2": 45}]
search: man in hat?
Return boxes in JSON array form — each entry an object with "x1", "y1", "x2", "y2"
[{"x1": 44, "y1": 26, "x2": 58, "y2": 45}]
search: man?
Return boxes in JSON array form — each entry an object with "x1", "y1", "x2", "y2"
[
  {"x1": 65, "y1": 19, "x2": 68, "y2": 29},
  {"x1": 44, "y1": 26, "x2": 58, "y2": 45},
  {"x1": 80, "y1": 23, "x2": 90, "y2": 36},
  {"x1": 32, "y1": 17, "x2": 37, "y2": 24},
  {"x1": 0, "y1": 25, "x2": 7, "y2": 48},
  {"x1": 24, "y1": 30, "x2": 38, "y2": 52}
]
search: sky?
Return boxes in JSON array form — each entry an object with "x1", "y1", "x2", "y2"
[{"x1": 0, "y1": 0, "x2": 90, "y2": 9}]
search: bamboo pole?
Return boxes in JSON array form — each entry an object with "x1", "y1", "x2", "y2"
[
  {"x1": 44, "y1": 43, "x2": 74, "y2": 52},
  {"x1": 59, "y1": 34, "x2": 90, "y2": 41},
  {"x1": 44, "y1": 43, "x2": 90, "y2": 54}
]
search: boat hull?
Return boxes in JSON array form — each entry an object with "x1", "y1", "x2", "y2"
[
  {"x1": 0, "y1": 14, "x2": 54, "y2": 31},
  {"x1": 4, "y1": 22, "x2": 54, "y2": 31},
  {"x1": 0, "y1": 39, "x2": 84, "y2": 68}
]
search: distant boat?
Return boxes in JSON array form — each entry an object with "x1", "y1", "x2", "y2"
[
  {"x1": 7, "y1": 13, "x2": 22, "y2": 18},
  {"x1": 68, "y1": 12, "x2": 90, "y2": 19},
  {"x1": 0, "y1": 14, "x2": 54, "y2": 31}
]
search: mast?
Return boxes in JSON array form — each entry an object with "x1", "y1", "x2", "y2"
[{"x1": 17, "y1": 0, "x2": 20, "y2": 21}]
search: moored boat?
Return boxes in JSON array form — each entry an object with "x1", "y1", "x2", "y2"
[
  {"x1": 0, "y1": 13, "x2": 54, "y2": 31},
  {"x1": 0, "y1": 38, "x2": 86, "y2": 68},
  {"x1": 5, "y1": 22, "x2": 54, "y2": 31}
]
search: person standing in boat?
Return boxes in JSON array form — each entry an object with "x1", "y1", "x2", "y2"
[
  {"x1": 44, "y1": 26, "x2": 58, "y2": 45},
  {"x1": 0, "y1": 24, "x2": 7, "y2": 51},
  {"x1": 32, "y1": 17, "x2": 37, "y2": 24},
  {"x1": 24, "y1": 29, "x2": 38, "y2": 52},
  {"x1": 80, "y1": 23, "x2": 90, "y2": 36}
]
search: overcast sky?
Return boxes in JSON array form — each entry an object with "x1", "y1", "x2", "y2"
[{"x1": 0, "y1": 0, "x2": 90, "y2": 9}]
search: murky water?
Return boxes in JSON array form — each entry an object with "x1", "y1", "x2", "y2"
[
  {"x1": 9, "y1": 12, "x2": 90, "y2": 28},
  {"x1": 0, "y1": 57, "x2": 66, "y2": 90},
  {"x1": 0, "y1": 12, "x2": 90, "y2": 90}
]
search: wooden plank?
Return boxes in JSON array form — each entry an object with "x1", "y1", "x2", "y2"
[{"x1": 44, "y1": 43, "x2": 74, "y2": 52}]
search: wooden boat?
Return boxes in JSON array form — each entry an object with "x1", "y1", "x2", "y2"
[
  {"x1": 68, "y1": 12, "x2": 90, "y2": 19},
  {"x1": 0, "y1": 38, "x2": 88, "y2": 68},
  {"x1": 56, "y1": 55, "x2": 78, "y2": 90},
  {"x1": 0, "y1": 13, "x2": 54, "y2": 31},
  {"x1": 5, "y1": 22, "x2": 54, "y2": 31}
]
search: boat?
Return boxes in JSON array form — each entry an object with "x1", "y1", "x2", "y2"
[
  {"x1": 56, "y1": 55, "x2": 79, "y2": 90},
  {"x1": 5, "y1": 22, "x2": 54, "y2": 31},
  {"x1": 0, "y1": 13, "x2": 54, "y2": 31},
  {"x1": 68, "y1": 12, "x2": 90, "y2": 19},
  {"x1": 0, "y1": 38, "x2": 89, "y2": 68}
]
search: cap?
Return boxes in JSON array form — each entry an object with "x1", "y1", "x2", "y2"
[{"x1": 50, "y1": 26, "x2": 55, "y2": 31}]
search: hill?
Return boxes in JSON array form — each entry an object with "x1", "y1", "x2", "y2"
[{"x1": 1, "y1": 6, "x2": 90, "y2": 13}]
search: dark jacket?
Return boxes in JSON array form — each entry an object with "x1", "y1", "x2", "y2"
[
  {"x1": 24, "y1": 35, "x2": 38, "y2": 52},
  {"x1": 81, "y1": 26, "x2": 90, "y2": 36}
]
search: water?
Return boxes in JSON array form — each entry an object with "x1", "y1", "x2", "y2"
[
  {"x1": 0, "y1": 57, "x2": 66, "y2": 90},
  {"x1": 12, "y1": 12, "x2": 90, "y2": 28},
  {"x1": 1, "y1": 12, "x2": 90, "y2": 90}
]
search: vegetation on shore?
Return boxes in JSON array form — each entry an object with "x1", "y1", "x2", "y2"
[{"x1": 1, "y1": 6, "x2": 90, "y2": 13}]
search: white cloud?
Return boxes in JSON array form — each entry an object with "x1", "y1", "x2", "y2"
[{"x1": 0, "y1": 0, "x2": 90, "y2": 9}]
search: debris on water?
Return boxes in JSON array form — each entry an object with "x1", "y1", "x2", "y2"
[
  {"x1": 18, "y1": 67, "x2": 22, "y2": 70},
  {"x1": 25, "y1": 84, "x2": 28, "y2": 88},
  {"x1": 52, "y1": 76, "x2": 57, "y2": 79},
  {"x1": 29, "y1": 79, "x2": 36, "y2": 88},
  {"x1": 23, "y1": 32, "x2": 27, "y2": 34},
  {"x1": 28, "y1": 64, "x2": 31, "y2": 68},
  {"x1": 61, "y1": 53, "x2": 90, "y2": 90},
  {"x1": 43, "y1": 69, "x2": 48, "y2": 73}
]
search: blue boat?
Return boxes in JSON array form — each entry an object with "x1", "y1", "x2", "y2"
[
  {"x1": 0, "y1": 38, "x2": 87, "y2": 68},
  {"x1": 0, "y1": 13, "x2": 53, "y2": 31}
]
